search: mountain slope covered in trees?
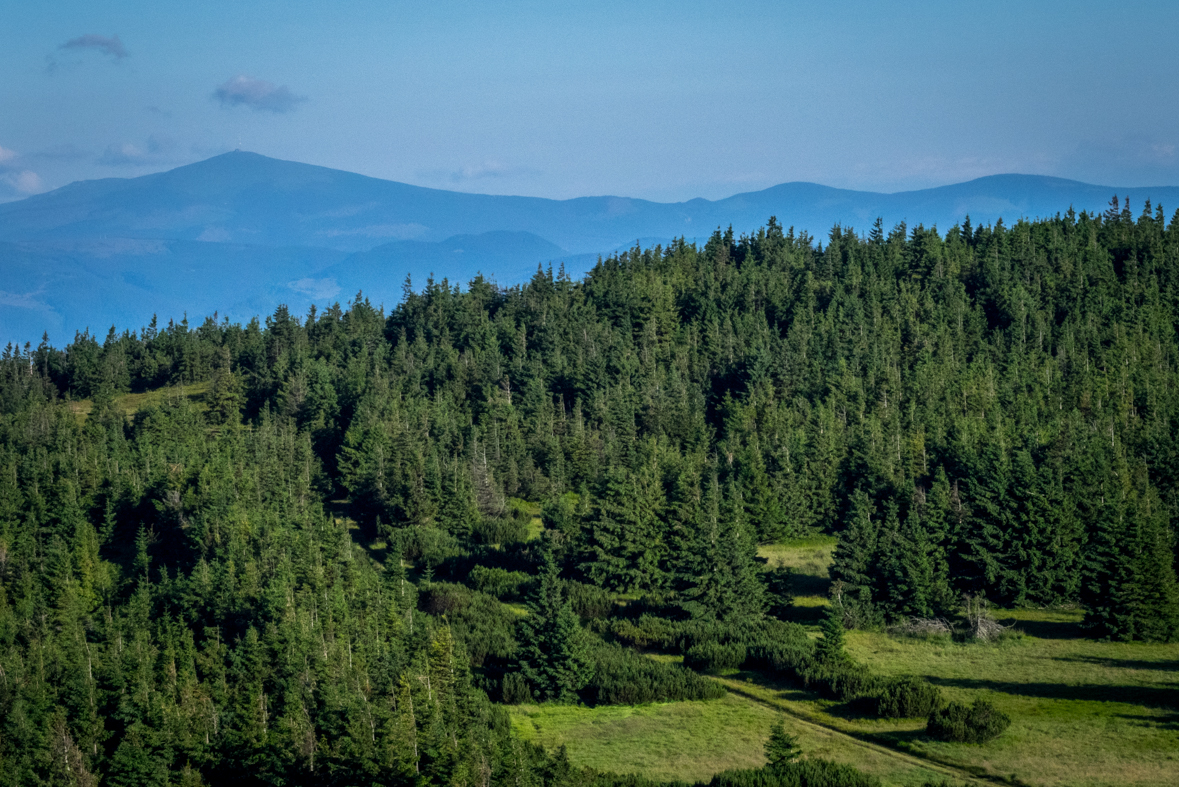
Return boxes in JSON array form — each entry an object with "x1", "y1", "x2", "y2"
[{"x1": 1, "y1": 199, "x2": 1178, "y2": 784}]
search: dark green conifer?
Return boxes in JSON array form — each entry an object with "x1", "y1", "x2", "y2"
[
  {"x1": 519, "y1": 539, "x2": 593, "y2": 702},
  {"x1": 764, "y1": 721, "x2": 801, "y2": 767},
  {"x1": 814, "y1": 605, "x2": 847, "y2": 664}
]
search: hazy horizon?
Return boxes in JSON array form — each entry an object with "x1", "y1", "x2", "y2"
[
  {"x1": 3, "y1": 1, "x2": 1178, "y2": 205},
  {"x1": 5, "y1": 148, "x2": 1179, "y2": 208}
]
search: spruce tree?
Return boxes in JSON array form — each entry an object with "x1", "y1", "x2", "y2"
[
  {"x1": 580, "y1": 465, "x2": 665, "y2": 592},
  {"x1": 830, "y1": 490, "x2": 879, "y2": 623},
  {"x1": 519, "y1": 539, "x2": 593, "y2": 702},
  {"x1": 814, "y1": 605, "x2": 847, "y2": 664},
  {"x1": 877, "y1": 505, "x2": 952, "y2": 620},
  {"x1": 764, "y1": 721, "x2": 801, "y2": 768},
  {"x1": 678, "y1": 474, "x2": 765, "y2": 621},
  {"x1": 1083, "y1": 464, "x2": 1179, "y2": 642}
]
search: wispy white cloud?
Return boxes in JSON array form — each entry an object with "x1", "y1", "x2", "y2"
[
  {"x1": 318, "y1": 223, "x2": 429, "y2": 240},
  {"x1": 214, "y1": 75, "x2": 305, "y2": 113},
  {"x1": 0, "y1": 144, "x2": 46, "y2": 198},
  {"x1": 0, "y1": 170, "x2": 46, "y2": 198},
  {"x1": 455, "y1": 160, "x2": 513, "y2": 180},
  {"x1": 0, "y1": 288, "x2": 51, "y2": 312},
  {"x1": 449, "y1": 159, "x2": 540, "y2": 183},
  {"x1": 420, "y1": 160, "x2": 540, "y2": 187},
  {"x1": 288, "y1": 278, "x2": 341, "y2": 300},
  {"x1": 97, "y1": 135, "x2": 174, "y2": 168}
]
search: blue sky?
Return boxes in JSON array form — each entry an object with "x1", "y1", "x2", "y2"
[{"x1": 1, "y1": 0, "x2": 1177, "y2": 203}]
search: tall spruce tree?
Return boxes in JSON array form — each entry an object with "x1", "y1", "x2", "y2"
[
  {"x1": 1083, "y1": 462, "x2": 1179, "y2": 642},
  {"x1": 814, "y1": 605, "x2": 847, "y2": 664},
  {"x1": 518, "y1": 539, "x2": 594, "y2": 702},
  {"x1": 678, "y1": 474, "x2": 765, "y2": 621},
  {"x1": 580, "y1": 465, "x2": 666, "y2": 592},
  {"x1": 830, "y1": 490, "x2": 880, "y2": 624}
]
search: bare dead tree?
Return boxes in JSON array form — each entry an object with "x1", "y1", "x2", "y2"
[{"x1": 962, "y1": 593, "x2": 1010, "y2": 642}]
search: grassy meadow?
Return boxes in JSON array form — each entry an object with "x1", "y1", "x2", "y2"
[
  {"x1": 510, "y1": 539, "x2": 1179, "y2": 787},
  {"x1": 509, "y1": 696, "x2": 779, "y2": 781},
  {"x1": 68, "y1": 379, "x2": 211, "y2": 422}
]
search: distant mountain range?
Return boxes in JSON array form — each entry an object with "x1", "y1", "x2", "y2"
[{"x1": 2, "y1": 151, "x2": 1177, "y2": 346}]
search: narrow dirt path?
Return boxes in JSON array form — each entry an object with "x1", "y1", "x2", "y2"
[{"x1": 711, "y1": 676, "x2": 1026, "y2": 787}]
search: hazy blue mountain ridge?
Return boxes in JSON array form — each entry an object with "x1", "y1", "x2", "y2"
[{"x1": 2, "y1": 151, "x2": 1177, "y2": 346}]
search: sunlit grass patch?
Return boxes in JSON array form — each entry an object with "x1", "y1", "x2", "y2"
[
  {"x1": 69, "y1": 379, "x2": 212, "y2": 422},
  {"x1": 838, "y1": 620, "x2": 1179, "y2": 786},
  {"x1": 759, "y1": 537, "x2": 837, "y2": 569},
  {"x1": 759, "y1": 539, "x2": 835, "y2": 612},
  {"x1": 509, "y1": 696, "x2": 776, "y2": 781},
  {"x1": 508, "y1": 692, "x2": 956, "y2": 785}
]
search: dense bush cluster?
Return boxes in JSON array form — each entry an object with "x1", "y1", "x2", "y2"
[
  {"x1": 609, "y1": 608, "x2": 953, "y2": 726},
  {"x1": 684, "y1": 640, "x2": 748, "y2": 673},
  {"x1": 585, "y1": 643, "x2": 726, "y2": 705},
  {"x1": 707, "y1": 760, "x2": 882, "y2": 787},
  {"x1": 926, "y1": 699, "x2": 1012, "y2": 743},
  {"x1": 470, "y1": 564, "x2": 534, "y2": 600},
  {"x1": 592, "y1": 758, "x2": 883, "y2": 787},
  {"x1": 872, "y1": 676, "x2": 944, "y2": 719},
  {"x1": 795, "y1": 662, "x2": 881, "y2": 703}
]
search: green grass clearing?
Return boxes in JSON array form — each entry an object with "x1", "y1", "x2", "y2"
[
  {"x1": 742, "y1": 541, "x2": 1179, "y2": 786},
  {"x1": 68, "y1": 380, "x2": 212, "y2": 422},
  {"x1": 508, "y1": 499, "x2": 545, "y2": 541},
  {"x1": 759, "y1": 539, "x2": 835, "y2": 621},
  {"x1": 843, "y1": 614, "x2": 1179, "y2": 787},
  {"x1": 508, "y1": 694, "x2": 954, "y2": 785}
]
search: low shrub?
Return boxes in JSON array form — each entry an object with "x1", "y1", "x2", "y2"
[
  {"x1": 707, "y1": 759, "x2": 882, "y2": 787},
  {"x1": 388, "y1": 525, "x2": 460, "y2": 565},
  {"x1": 610, "y1": 615, "x2": 683, "y2": 649},
  {"x1": 567, "y1": 580, "x2": 613, "y2": 620},
  {"x1": 677, "y1": 619, "x2": 812, "y2": 658},
  {"x1": 472, "y1": 514, "x2": 529, "y2": 545},
  {"x1": 502, "y1": 672, "x2": 531, "y2": 704},
  {"x1": 541, "y1": 492, "x2": 581, "y2": 536},
  {"x1": 418, "y1": 581, "x2": 471, "y2": 615},
  {"x1": 611, "y1": 616, "x2": 815, "y2": 677},
  {"x1": 420, "y1": 583, "x2": 519, "y2": 667},
  {"x1": 684, "y1": 640, "x2": 747, "y2": 673},
  {"x1": 586, "y1": 643, "x2": 726, "y2": 705},
  {"x1": 745, "y1": 639, "x2": 813, "y2": 675},
  {"x1": 469, "y1": 564, "x2": 532, "y2": 600},
  {"x1": 873, "y1": 676, "x2": 943, "y2": 718},
  {"x1": 926, "y1": 699, "x2": 1011, "y2": 743},
  {"x1": 797, "y1": 661, "x2": 881, "y2": 701}
]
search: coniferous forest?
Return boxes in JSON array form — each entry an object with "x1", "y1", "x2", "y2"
[{"x1": 2, "y1": 199, "x2": 1179, "y2": 785}]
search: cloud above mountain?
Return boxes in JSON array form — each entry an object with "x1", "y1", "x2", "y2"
[
  {"x1": 97, "y1": 136, "x2": 174, "y2": 168},
  {"x1": 0, "y1": 144, "x2": 46, "y2": 201},
  {"x1": 60, "y1": 34, "x2": 127, "y2": 60},
  {"x1": 214, "y1": 76, "x2": 305, "y2": 113}
]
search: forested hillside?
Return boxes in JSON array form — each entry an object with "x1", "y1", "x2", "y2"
[{"x1": 1, "y1": 198, "x2": 1178, "y2": 785}]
